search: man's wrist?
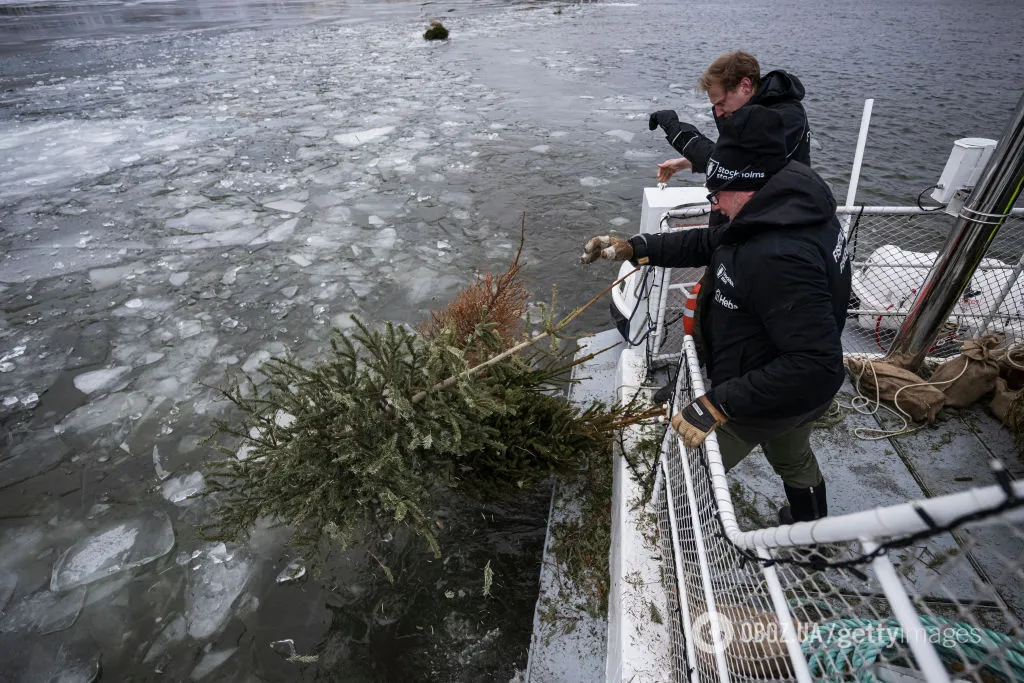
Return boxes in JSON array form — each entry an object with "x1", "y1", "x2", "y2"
[
  {"x1": 703, "y1": 392, "x2": 729, "y2": 420},
  {"x1": 628, "y1": 235, "x2": 650, "y2": 266}
]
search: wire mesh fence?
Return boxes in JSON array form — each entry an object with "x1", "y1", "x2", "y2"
[
  {"x1": 639, "y1": 207, "x2": 1024, "y2": 364},
  {"x1": 651, "y1": 336, "x2": 1024, "y2": 682}
]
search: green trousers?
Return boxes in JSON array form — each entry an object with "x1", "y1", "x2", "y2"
[{"x1": 714, "y1": 422, "x2": 823, "y2": 490}]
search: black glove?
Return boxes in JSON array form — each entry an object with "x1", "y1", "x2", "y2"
[
  {"x1": 648, "y1": 109, "x2": 679, "y2": 131},
  {"x1": 649, "y1": 110, "x2": 702, "y2": 156}
]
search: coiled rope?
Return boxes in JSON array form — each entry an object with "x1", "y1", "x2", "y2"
[
  {"x1": 802, "y1": 614, "x2": 1024, "y2": 682},
  {"x1": 835, "y1": 341, "x2": 1024, "y2": 441}
]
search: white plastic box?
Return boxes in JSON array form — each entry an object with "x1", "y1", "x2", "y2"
[{"x1": 930, "y1": 137, "x2": 997, "y2": 204}]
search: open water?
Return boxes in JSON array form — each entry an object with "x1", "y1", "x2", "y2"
[{"x1": 0, "y1": 0, "x2": 1021, "y2": 680}]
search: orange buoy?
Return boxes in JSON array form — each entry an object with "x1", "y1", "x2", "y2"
[{"x1": 683, "y1": 282, "x2": 701, "y2": 336}]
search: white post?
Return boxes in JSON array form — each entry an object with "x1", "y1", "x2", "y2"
[
  {"x1": 661, "y1": 458, "x2": 704, "y2": 683},
  {"x1": 979, "y1": 250, "x2": 1024, "y2": 334},
  {"x1": 842, "y1": 99, "x2": 874, "y2": 240},
  {"x1": 677, "y1": 438, "x2": 733, "y2": 683},
  {"x1": 757, "y1": 548, "x2": 814, "y2": 683},
  {"x1": 862, "y1": 539, "x2": 952, "y2": 683},
  {"x1": 846, "y1": 98, "x2": 875, "y2": 209}
]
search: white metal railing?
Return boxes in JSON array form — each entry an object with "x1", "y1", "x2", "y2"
[
  {"x1": 621, "y1": 206, "x2": 1024, "y2": 362},
  {"x1": 650, "y1": 335, "x2": 1024, "y2": 682}
]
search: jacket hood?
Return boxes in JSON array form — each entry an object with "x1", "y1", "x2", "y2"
[
  {"x1": 724, "y1": 161, "x2": 836, "y2": 241},
  {"x1": 751, "y1": 70, "x2": 805, "y2": 107}
]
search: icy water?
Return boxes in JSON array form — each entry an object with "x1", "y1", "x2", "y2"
[{"x1": 1, "y1": 0, "x2": 1022, "y2": 680}]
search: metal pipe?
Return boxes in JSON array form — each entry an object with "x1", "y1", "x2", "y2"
[
  {"x1": 886, "y1": 92, "x2": 1024, "y2": 369},
  {"x1": 677, "y1": 432, "x2": 733, "y2": 683},
  {"x1": 863, "y1": 539, "x2": 952, "y2": 683},
  {"x1": 664, "y1": 205, "x2": 1024, "y2": 219},
  {"x1": 661, "y1": 457, "x2": 703, "y2": 683},
  {"x1": 652, "y1": 267, "x2": 673, "y2": 355},
  {"x1": 845, "y1": 99, "x2": 875, "y2": 210},
  {"x1": 758, "y1": 548, "x2": 814, "y2": 683},
  {"x1": 980, "y1": 250, "x2": 1024, "y2": 334}
]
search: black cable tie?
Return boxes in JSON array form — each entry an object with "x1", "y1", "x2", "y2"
[
  {"x1": 991, "y1": 459, "x2": 1015, "y2": 499},
  {"x1": 913, "y1": 502, "x2": 938, "y2": 530},
  {"x1": 847, "y1": 566, "x2": 870, "y2": 581}
]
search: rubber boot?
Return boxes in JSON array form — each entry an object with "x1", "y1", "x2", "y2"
[{"x1": 778, "y1": 481, "x2": 828, "y2": 524}]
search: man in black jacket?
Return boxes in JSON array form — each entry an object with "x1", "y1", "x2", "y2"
[
  {"x1": 650, "y1": 51, "x2": 811, "y2": 183},
  {"x1": 581, "y1": 105, "x2": 850, "y2": 524}
]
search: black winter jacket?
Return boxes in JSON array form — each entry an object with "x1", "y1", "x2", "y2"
[
  {"x1": 629, "y1": 162, "x2": 851, "y2": 421},
  {"x1": 677, "y1": 70, "x2": 812, "y2": 173}
]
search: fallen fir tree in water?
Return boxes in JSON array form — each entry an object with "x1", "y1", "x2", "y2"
[{"x1": 202, "y1": 234, "x2": 660, "y2": 575}]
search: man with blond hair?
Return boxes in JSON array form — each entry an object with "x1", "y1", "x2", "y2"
[
  {"x1": 583, "y1": 106, "x2": 849, "y2": 524},
  {"x1": 649, "y1": 51, "x2": 811, "y2": 183}
]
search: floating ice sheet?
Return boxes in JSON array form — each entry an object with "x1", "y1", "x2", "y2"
[
  {"x1": 0, "y1": 572, "x2": 17, "y2": 612},
  {"x1": 161, "y1": 472, "x2": 205, "y2": 504},
  {"x1": 59, "y1": 391, "x2": 151, "y2": 434},
  {"x1": 144, "y1": 614, "x2": 188, "y2": 663},
  {"x1": 0, "y1": 586, "x2": 87, "y2": 635},
  {"x1": 333, "y1": 126, "x2": 394, "y2": 147},
  {"x1": 50, "y1": 511, "x2": 175, "y2": 592},
  {"x1": 275, "y1": 559, "x2": 306, "y2": 585},
  {"x1": 73, "y1": 366, "x2": 130, "y2": 395},
  {"x1": 250, "y1": 218, "x2": 297, "y2": 245},
  {"x1": 264, "y1": 199, "x2": 305, "y2": 214},
  {"x1": 190, "y1": 648, "x2": 237, "y2": 680},
  {"x1": 186, "y1": 545, "x2": 254, "y2": 640},
  {"x1": 166, "y1": 207, "x2": 254, "y2": 234}
]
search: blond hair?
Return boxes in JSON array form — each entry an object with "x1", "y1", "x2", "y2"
[{"x1": 697, "y1": 51, "x2": 761, "y2": 93}]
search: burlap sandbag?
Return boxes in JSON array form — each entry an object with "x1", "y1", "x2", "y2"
[
  {"x1": 992, "y1": 344, "x2": 1024, "y2": 390},
  {"x1": 989, "y1": 377, "x2": 1023, "y2": 425},
  {"x1": 846, "y1": 357, "x2": 946, "y2": 422},
  {"x1": 927, "y1": 334, "x2": 1002, "y2": 408},
  {"x1": 711, "y1": 604, "x2": 797, "y2": 680}
]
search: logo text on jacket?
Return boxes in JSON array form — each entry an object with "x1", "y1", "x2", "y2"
[
  {"x1": 714, "y1": 288, "x2": 739, "y2": 310},
  {"x1": 716, "y1": 264, "x2": 735, "y2": 287},
  {"x1": 832, "y1": 229, "x2": 849, "y2": 272}
]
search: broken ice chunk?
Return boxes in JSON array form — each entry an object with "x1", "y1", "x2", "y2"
[
  {"x1": 263, "y1": 199, "x2": 305, "y2": 214},
  {"x1": 160, "y1": 472, "x2": 205, "y2": 504},
  {"x1": 1, "y1": 345, "x2": 27, "y2": 363},
  {"x1": 0, "y1": 572, "x2": 17, "y2": 612},
  {"x1": 604, "y1": 129, "x2": 635, "y2": 143},
  {"x1": 153, "y1": 445, "x2": 171, "y2": 481},
  {"x1": 275, "y1": 559, "x2": 306, "y2": 585},
  {"x1": 190, "y1": 648, "x2": 237, "y2": 680},
  {"x1": 0, "y1": 586, "x2": 87, "y2": 635},
  {"x1": 144, "y1": 614, "x2": 187, "y2": 663},
  {"x1": 251, "y1": 218, "x2": 297, "y2": 245},
  {"x1": 73, "y1": 367, "x2": 130, "y2": 395},
  {"x1": 169, "y1": 271, "x2": 190, "y2": 286},
  {"x1": 186, "y1": 546, "x2": 254, "y2": 640},
  {"x1": 50, "y1": 511, "x2": 175, "y2": 591},
  {"x1": 333, "y1": 126, "x2": 394, "y2": 147}
]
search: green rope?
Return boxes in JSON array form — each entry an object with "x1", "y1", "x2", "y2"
[{"x1": 800, "y1": 615, "x2": 1024, "y2": 682}]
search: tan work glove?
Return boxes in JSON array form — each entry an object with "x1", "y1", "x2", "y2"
[
  {"x1": 580, "y1": 236, "x2": 633, "y2": 264},
  {"x1": 670, "y1": 394, "x2": 728, "y2": 449}
]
